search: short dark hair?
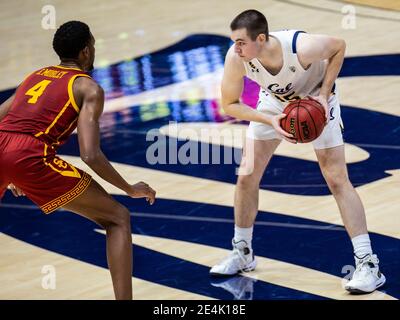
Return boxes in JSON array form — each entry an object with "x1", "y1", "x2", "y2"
[
  {"x1": 52, "y1": 21, "x2": 91, "y2": 59},
  {"x1": 230, "y1": 9, "x2": 269, "y2": 41}
]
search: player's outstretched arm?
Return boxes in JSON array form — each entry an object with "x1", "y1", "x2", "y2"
[
  {"x1": 221, "y1": 47, "x2": 295, "y2": 142},
  {"x1": 75, "y1": 77, "x2": 156, "y2": 204}
]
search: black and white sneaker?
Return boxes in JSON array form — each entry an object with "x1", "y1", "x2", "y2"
[
  {"x1": 210, "y1": 239, "x2": 257, "y2": 276},
  {"x1": 345, "y1": 254, "x2": 386, "y2": 294}
]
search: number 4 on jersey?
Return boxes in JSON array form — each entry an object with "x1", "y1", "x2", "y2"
[{"x1": 25, "y1": 80, "x2": 52, "y2": 104}]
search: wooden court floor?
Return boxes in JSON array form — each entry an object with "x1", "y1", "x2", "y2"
[{"x1": 0, "y1": 0, "x2": 399, "y2": 299}]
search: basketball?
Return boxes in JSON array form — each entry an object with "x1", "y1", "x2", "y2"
[{"x1": 280, "y1": 98, "x2": 326, "y2": 143}]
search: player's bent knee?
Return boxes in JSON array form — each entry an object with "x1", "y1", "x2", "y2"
[
  {"x1": 325, "y1": 174, "x2": 350, "y2": 193},
  {"x1": 102, "y1": 205, "x2": 131, "y2": 229},
  {"x1": 237, "y1": 174, "x2": 259, "y2": 189},
  {"x1": 113, "y1": 206, "x2": 131, "y2": 227}
]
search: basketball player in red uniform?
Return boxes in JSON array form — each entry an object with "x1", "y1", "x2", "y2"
[{"x1": 0, "y1": 21, "x2": 155, "y2": 300}]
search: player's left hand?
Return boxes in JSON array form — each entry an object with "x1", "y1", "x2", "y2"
[
  {"x1": 127, "y1": 181, "x2": 156, "y2": 205},
  {"x1": 307, "y1": 95, "x2": 329, "y2": 124},
  {"x1": 7, "y1": 183, "x2": 25, "y2": 197}
]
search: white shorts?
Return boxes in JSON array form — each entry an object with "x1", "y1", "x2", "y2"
[{"x1": 246, "y1": 90, "x2": 344, "y2": 150}]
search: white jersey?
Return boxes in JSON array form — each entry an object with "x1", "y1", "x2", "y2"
[{"x1": 243, "y1": 30, "x2": 334, "y2": 105}]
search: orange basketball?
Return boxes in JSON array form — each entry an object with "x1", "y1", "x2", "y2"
[{"x1": 280, "y1": 99, "x2": 326, "y2": 143}]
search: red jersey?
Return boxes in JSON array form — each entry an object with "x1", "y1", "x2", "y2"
[{"x1": 0, "y1": 65, "x2": 90, "y2": 147}]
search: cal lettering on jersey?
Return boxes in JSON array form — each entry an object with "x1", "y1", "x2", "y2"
[{"x1": 243, "y1": 30, "x2": 327, "y2": 102}]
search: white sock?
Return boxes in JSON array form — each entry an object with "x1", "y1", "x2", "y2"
[
  {"x1": 351, "y1": 234, "x2": 373, "y2": 258},
  {"x1": 234, "y1": 225, "x2": 253, "y2": 249}
]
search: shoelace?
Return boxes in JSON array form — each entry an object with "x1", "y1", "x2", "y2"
[
  {"x1": 357, "y1": 254, "x2": 379, "y2": 266},
  {"x1": 217, "y1": 247, "x2": 249, "y2": 272},
  {"x1": 353, "y1": 263, "x2": 371, "y2": 279},
  {"x1": 232, "y1": 247, "x2": 251, "y2": 272},
  {"x1": 353, "y1": 256, "x2": 379, "y2": 280}
]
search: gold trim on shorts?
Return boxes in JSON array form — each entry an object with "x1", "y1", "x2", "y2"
[{"x1": 41, "y1": 172, "x2": 92, "y2": 214}]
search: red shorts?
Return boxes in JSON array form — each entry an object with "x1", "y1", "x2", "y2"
[{"x1": 0, "y1": 132, "x2": 92, "y2": 213}]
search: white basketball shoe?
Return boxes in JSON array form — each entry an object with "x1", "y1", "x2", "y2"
[
  {"x1": 344, "y1": 254, "x2": 386, "y2": 294},
  {"x1": 210, "y1": 239, "x2": 257, "y2": 276}
]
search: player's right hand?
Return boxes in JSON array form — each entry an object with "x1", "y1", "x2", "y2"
[
  {"x1": 127, "y1": 181, "x2": 156, "y2": 205},
  {"x1": 271, "y1": 114, "x2": 297, "y2": 144}
]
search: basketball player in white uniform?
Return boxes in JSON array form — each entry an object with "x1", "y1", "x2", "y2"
[{"x1": 210, "y1": 9, "x2": 386, "y2": 294}]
